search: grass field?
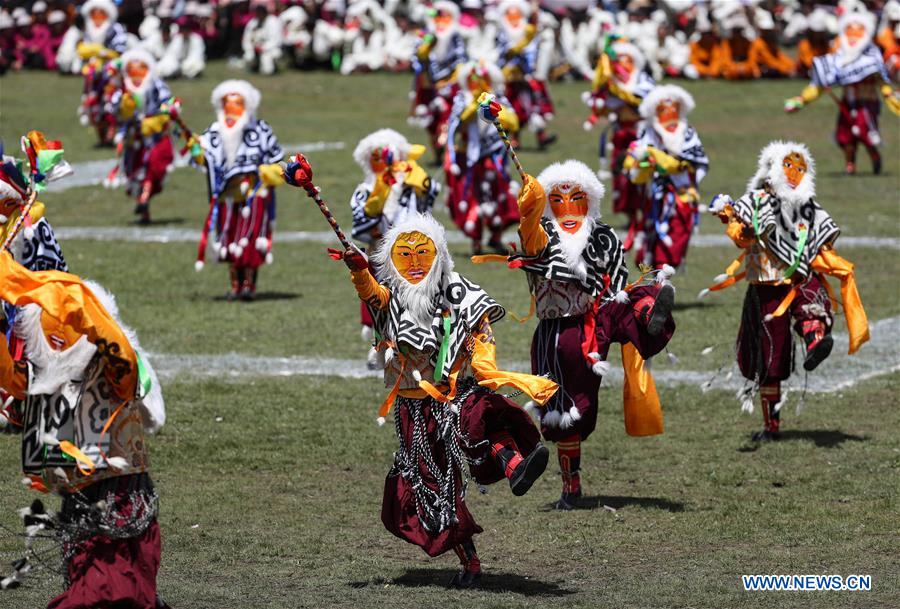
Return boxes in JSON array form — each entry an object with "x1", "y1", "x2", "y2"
[{"x1": 1, "y1": 63, "x2": 899, "y2": 608}]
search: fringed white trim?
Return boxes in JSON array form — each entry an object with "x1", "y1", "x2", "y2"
[
  {"x1": 569, "y1": 406, "x2": 582, "y2": 422},
  {"x1": 614, "y1": 290, "x2": 629, "y2": 304},
  {"x1": 763, "y1": 314, "x2": 774, "y2": 322},
  {"x1": 194, "y1": 260, "x2": 204, "y2": 272},
  {"x1": 412, "y1": 369, "x2": 422, "y2": 382},
  {"x1": 255, "y1": 237, "x2": 268, "y2": 253},
  {"x1": 542, "y1": 409, "x2": 562, "y2": 428},
  {"x1": 106, "y1": 456, "x2": 129, "y2": 470},
  {"x1": 713, "y1": 273, "x2": 729, "y2": 284},
  {"x1": 560, "y1": 411, "x2": 574, "y2": 429},
  {"x1": 701, "y1": 346, "x2": 714, "y2": 355},
  {"x1": 697, "y1": 288, "x2": 710, "y2": 299},
  {"x1": 591, "y1": 359, "x2": 610, "y2": 377},
  {"x1": 741, "y1": 398, "x2": 754, "y2": 413},
  {"x1": 666, "y1": 351, "x2": 678, "y2": 365},
  {"x1": 376, "y1": 416, "x2": 386, "y2": 426},
  {"x1": 659, "y1": 264, "x2": 676, "y2": 280},
  {"x1": 265, "y1": 252, "x2": 274, "y2": 265},
  {"x1": 523, "y1": 400, "x2": 540, "y2": 423}
]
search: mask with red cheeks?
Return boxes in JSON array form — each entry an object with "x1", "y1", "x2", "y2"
[
  {"x1": 656, "y1": 99, "x2": 681, "y2": 132},
  {"x1": 549, "y1": 185, "x2": 589, "y2": 234},
  {"x1": 844, "y1": 22, "x2": 866, "y2": 46},
  {"x1": 613, "y1": 53, "x2": 634, "y2": 82},
  {"x1": 434, "y1": 12, "x2": 453, "y2": 34},
  {"x1": 222, "y1": 93, "x2": 246, "y2": 128},
  {"x1": 369, "y1": 149, "x2": 387, "y2": 174},
  {"x1": 126, "y1": 60, "x2": 149, "y2": 88},
  {"x1": 505, "y1": 7, "x2": 523, "y2": 28}
]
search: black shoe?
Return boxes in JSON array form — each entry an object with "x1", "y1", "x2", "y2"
[
  {"x1": 751, "y1": 429, "x2": 780, "y2": 442},
  {"x1": 803, "y1": 333, "x2": 833, "y2": 371},
  {"x1": 538, "y1": 133, "x2": 557, "y2": 150},
  {"x1": 449, "y1": 568, "x2": 482, "y2": 588},
  {"x1": 486, "y1": 240, "x2": 506, "y2": 255},
  {"x1": 509, "y1": 444, "x2": 549, "y2": 496},
  {"x1": 648, "y1": 283, "x2": 675, "y2": 336},
  {"x1": 872, "y1": 155, "x2": 882, "y2": 175},
  {"x1": 554, "y1": 488, "x2": 582, "y2": 511}
]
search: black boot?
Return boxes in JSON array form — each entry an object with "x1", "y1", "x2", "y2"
[
  {"x1": 449, "y1": 539, "x2": 482, "y2": 588},
  {"x1": 647, "y1": 283, "x2": 675, "y2": 336},
  {"x1": 801, "y1": 320, "x2": 833, "y2": 372},
  {"x1": 490, "y1": 432, "x2": 550, "y2": 497}
]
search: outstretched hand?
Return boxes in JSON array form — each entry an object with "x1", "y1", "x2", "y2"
[{"x1": 327, "y1": 245, "x2": 369, "y2": 271}]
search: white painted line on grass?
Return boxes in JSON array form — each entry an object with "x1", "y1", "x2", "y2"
[
  {"x1": 54, "y1": 226, "x2": 900, "y2": 250},
  {"x1": 148, "y1": 316, "x2": 899, "y2": 394},
  {"x1": 44, "y1": 141, "x2": 345, "y2": 193}
]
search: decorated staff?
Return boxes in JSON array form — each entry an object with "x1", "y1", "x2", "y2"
[
  {"x1": 188, "y1": 79, "x2": 285, "y2": 300},
  {"x1": 285, "y1": 153, "x2": 556, "y2": 586},
  {"x1": 477, "y1": 91, "x2": 526, "y2": 182},
  {"x1": 703, "y1": 141, "x2": 868, "y2": 442},
  {"x1": 472, "y1": 159, "x2": 676, "y2": 510}
]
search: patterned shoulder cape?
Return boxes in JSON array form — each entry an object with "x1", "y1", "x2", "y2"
[
  {"x1": 202, "y1": 118, "x2": 284, "y2": 196},
  {"x1": 369, "y1": 272, "x2": 504, "y2": 382},
  {"x1": 510, "y1": 219, "x2": 628, "y2": 299},
  {"x1": 811, "y1": 45, "x2": 889, "y2": 88},
  {"x1": 733, "y1": 191, "x2": 840, "y2": 279}
]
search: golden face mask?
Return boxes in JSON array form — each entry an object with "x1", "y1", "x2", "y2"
[
  {"x1": 656, "y1": 99, "x2": 681, "y2": 132},
  {"x1": 782, "y1": 152, "x2": 808, "y2": 189},
  {"x1": 126, "y1": 61, "x2": 149, "y2": 88},
  {"x1": 549, "y1": 185, "x2": 589, "y2": 234},
  {"x1": 391, "y1": 231, "x2": 437, "y2": 284},
  {"x1": 222, "y1": 93, "x2": 246, "y2": 128},
  {"x1": 844, "y1": 22, "x2": 866, "y2": 46}
]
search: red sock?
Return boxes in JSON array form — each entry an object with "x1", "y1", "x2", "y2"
[
  {"x1": 760, "y1": 383, "x2": 781, "y2": 433},
  {"x1": 558, "y1": 434, "x2": 581, "y2": 494}
]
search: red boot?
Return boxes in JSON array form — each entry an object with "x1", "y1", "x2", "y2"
[
  {"x1": 450, "y1": 539, "x2": 482, "y2": 588},
  {"x1": 555, "y1": 434, "x2": 582, "y2": 510},
  {"x1": 489, "y1": 431, "x2": 549, "y2": 497}
]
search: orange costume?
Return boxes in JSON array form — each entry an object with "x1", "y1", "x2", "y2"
[
  {"x1": 721, "y1": 34, "x2": 759, "y2": 79},
  {"x1": 688, "y1": 36, "x2": 723, "y2": 78},
  {"x1": 749, "y1": 37, "x2": 795, "y2": 77}
]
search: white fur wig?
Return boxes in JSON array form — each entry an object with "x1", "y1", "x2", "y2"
[
  {"x1": 352, "y1": 128, "x2": 411, "y2": 174},
  {"x1": 838, "y1": 10, "x2": 876, "y2": 62},
  {"x1": 638, "y1": 84, "x2": 695, "y2": 120},
  {"x1": 457, "y1": 60, "x2": 505, "y2": 89},
  {"x1": 81, "y1": 0, "x2": 118, "y2": 22},
  {"x1": 747, "y1": 141, "x2": 816, "y2": 205},
  {"x1": 536, "y1": 160, "x2": 605, "y2": 219},
  {"x1": 82, "y1": 280, "x2": 166, "y2": 434},
  {"x1": 498, "y1": 0, "x2": 532, "y2": 18},
  {"x1": 432, "y1": 0, "x2": 461, "y2": 21},
  {"x1": 372, "y1": 214, "x2": 454, "y2": 324},
  {"x1": 210, "y1": 79, "x2": 261, "y2": 117}
]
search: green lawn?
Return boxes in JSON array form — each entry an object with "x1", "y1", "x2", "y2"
[{"x1": 0, "y1": 65, "x2": 898, "y2": 608}]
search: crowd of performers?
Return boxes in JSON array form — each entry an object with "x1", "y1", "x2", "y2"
[
  {"x1": 0, "y1": 4, "x2": 898, "y2": 608},
  {"x1": 5, "y1": 1, "x2": 900, "y2": 82}
]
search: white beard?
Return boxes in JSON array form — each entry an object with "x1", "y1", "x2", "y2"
[
  {"x1": 653, "y1": 119, "x2": 687, "y2": 154},
  {"x1": 391, "y1": 266, "x2": 444, "y2": 329},
  {"x1": 838, "y1": 34, "x2": 870, "y2": 66},
  {"x1": 217, "y1": 110, "x2": 250, "y2": 168},
  {"x1": 84, "y1": 20, "x2": 111, "y2": 44},
  {"x1": 503, "y1": 23, "x2": 527, "y2": 45},
  {"x1": 553, "y1": 216, "x2": 594, "y2": 282},
  {"x1": 124, "y1": 75, "x2": 151, "y2": 99},
  {"x1": 766, "y1": 167, "x2": 815, "y2": 208},
  {"x1": 432, "y1": 27, "x2": 456, "y2": 59}
]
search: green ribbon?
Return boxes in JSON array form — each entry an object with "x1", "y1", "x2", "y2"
[
  {"x1": 136, "y1": 351, "x2": 152, "y2": 399},
  {"x1": 433, "y1": 314, "x2": 452, "y2": 383},
  {"x1": 783, "y1": 225, "x2": 809, "y2": 279},
  {"x1": 752, "y1": 194, "x2": 762, "y2": 236}
]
